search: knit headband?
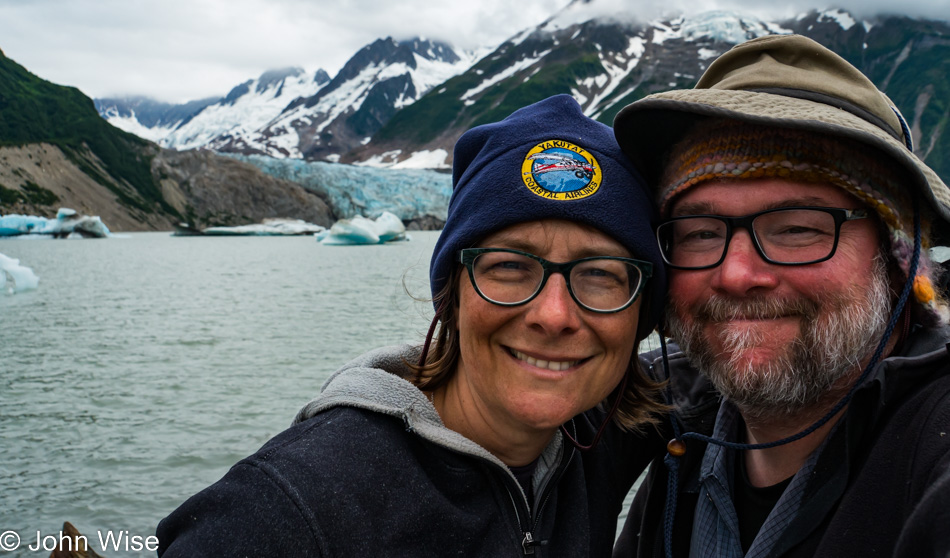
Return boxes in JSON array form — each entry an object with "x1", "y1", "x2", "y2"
[{"x1": 660, "y1": 119, "x2": 946, "y2": 324}]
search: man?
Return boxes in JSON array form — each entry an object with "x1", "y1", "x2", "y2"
[{"x1": 612, "y1": 34, "x2": 950, "y2": 557}]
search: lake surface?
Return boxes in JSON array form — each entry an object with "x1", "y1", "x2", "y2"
[{"x1": 0, "y1": 231, "x2": 649, "y2": 556}]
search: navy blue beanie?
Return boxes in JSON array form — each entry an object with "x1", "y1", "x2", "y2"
[{"x1": 430, "y1": 94, "x2": 666, "y2": 339}]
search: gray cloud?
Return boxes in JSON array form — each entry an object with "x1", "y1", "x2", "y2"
[{"x1": 0, "y1": 0, "x2": 944, "y2": 103}]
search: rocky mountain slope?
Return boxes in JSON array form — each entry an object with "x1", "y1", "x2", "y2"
[
  {"x1": 162, "y1": 66, "x2": 332, "y2": 153},
  {"x1": 0, "y1": 48, "x2": 333, "y2": 231}
]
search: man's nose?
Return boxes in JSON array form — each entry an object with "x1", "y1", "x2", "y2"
[{"x1": 710, "y1": 229, "x2": 780, "y2": 296}]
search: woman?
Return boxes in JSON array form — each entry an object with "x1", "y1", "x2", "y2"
[{"x1": 157, "y1": 94, "x2": 667, "y2": 557}]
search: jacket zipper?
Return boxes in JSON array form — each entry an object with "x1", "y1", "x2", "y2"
[
  {"x1": 502, "y1": 481, "x2": 537, "y2": 555},
  {"x1": 522, "y1": 531, "x2": 537, "y2": 555},
  {"x1": 408, "y1": 411, "x2": 573, "y2": 556},
  {"x1": 514, "y1": 428, "x2": 576, "y2": 555}
]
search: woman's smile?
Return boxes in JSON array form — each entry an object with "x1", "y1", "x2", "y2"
[{"x1": 507, "y1": 347, "x2": 587, "y2": 372}]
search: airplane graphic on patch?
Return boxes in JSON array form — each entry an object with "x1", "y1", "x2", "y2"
[{"x1": 528, "y1": 152, "x2": 596, "y2": 180}]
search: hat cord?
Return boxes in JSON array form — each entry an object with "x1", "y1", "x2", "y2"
[
  {"x1": 660, "y1": 195, "x2": 922, "y2": 558},
  {"x1": 892, "y1": 106, "x2": 914, "y2": 151}
]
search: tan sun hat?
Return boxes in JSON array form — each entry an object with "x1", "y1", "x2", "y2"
[{"x1": 612, "y1": 33, "x2": 950, "y2": 240}]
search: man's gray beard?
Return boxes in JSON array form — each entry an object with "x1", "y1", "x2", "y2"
[{"x1": 666, "y1": 257, "x2": 892, "y2": 420}]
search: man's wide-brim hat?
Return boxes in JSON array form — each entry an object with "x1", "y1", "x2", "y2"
[{"x1": 613, "y1": 33, "x2": 950, "y2": 240}]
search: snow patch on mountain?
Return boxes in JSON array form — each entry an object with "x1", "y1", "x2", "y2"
[
  {"x1": 95, "y1": 96, "x2": 220, "y2": 143},
  {"x1": 277, "y1": 64, "x2": 382, "y2": 140},
  {"x1": 162, "y1": 67, "x2": 329, "y2": 151},
  {"x1": 684, "y1": 11, "x2": 771, "y2": 42},
  {"x1": 582, "y1": 36, "x2": 646, "y2": 118},
  {"x1": 462, "y1": 50, "x2": 552, "y2": 102},
  {"x1": 818, "y1": 9, "x2": 857, "y2": 31},
  {"x1": 392, "y1": 150, "x2": 450, "y2": 170},
  {"x1": 102, "y1": 110, "x2": 177, "y2": 143}
]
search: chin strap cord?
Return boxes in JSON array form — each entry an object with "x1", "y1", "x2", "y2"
[
  {"x1": 660, "y1": 196, "x2": 922, "y2": 558},
  {"x1": 659, "y1": 332, "x2": 683, "y2": 558},
  {"x1": 560, "y1": 371, "x2": 628, "y2": 451}
]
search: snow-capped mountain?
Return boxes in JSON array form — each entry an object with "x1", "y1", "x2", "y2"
[
  {"x1": 96, "y1": 38, "x2": 482, "y2": 162},
  {"x1": 94, "y1": 4, "x2": 949, "y2": 185},
  {"x1": 226, "y1": 37, "x2": 483, "y2": 161},
  {"x1": 161, "y1": 66, "x2": 331, "y2": 151},
  {"x1": 364, "y1": 9, "x2": 792, "y2": 162},
  {"x1": 95, "y1": 96, "x2": 220, "y2": 143},
  {"x1": 360, "y1": 6, "x2": 948, "y2": 180}
]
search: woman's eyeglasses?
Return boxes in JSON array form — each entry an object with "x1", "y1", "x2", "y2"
[{"x1": 459, "y1": 248, "x2": 652, "y2": 313}]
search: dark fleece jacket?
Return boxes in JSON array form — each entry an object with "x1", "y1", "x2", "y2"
[
  {"x1": 614, "y1": 326, "x2": 950, "y2": 558},
  {"x1": 158, "y1": 344, "x2": 665, "y2": 557}
]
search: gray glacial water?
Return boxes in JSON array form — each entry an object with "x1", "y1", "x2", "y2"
[
  {"x1": 0, "y1": 232, "x2": 438, "y2": 556},
  {"x1": 0, "y1": 230, "x2": 647, "y2": 557}
]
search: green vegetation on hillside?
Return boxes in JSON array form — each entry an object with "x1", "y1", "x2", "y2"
[
  {"x1": 860, "y1": 21, "x2": 950, "y2": 180},
  {"x1": 0, "y1": 180, "x2": 59, "y2": 207},
  {"x1": 0, "y1": 48, "x2": 178, "y2": 217},
  {"x1": 373, "y1": 65, "x2": 483, "y2": 145},
  {"x1": 376, "y1": 41, "x2": 608, "y2": 145},
  {"x1": 471, "y1": 49, "x2": 605, "y2": 128}
]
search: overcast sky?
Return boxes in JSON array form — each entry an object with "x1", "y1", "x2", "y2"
[{"x1": 0, "y1": 0, "x2": 946, "y2": 104}]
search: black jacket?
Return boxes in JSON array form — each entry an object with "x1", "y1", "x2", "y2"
[
  {"x1": 158, "y1": 345, "x2": 664, "y2": 557},
  {"x1": 614, "y1": 326, "x2": 950, "y2": 558}
]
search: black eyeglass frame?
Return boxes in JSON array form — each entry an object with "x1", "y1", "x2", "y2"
[
  {"x1": 458, "y1": 248, "x2": 653, "y2": 314},
  {"x1": 657, "y1": 206, "x2": 870, "y2": 270}
]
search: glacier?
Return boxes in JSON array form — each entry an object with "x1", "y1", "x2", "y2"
[
  {"x1": 231, "y1": 155, "x2": 452, "y2": 224},
  {"x1": 161, "y1": 67, "x2": 331, "y2": 151},
  {"x1": 0, "y1": 253, "x2": 39, "y2": 294}
]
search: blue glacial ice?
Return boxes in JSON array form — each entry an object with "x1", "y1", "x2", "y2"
[
  {"x1": 0, "y1": 253, "x2": 39, "y2": 293},
  {"x1": 318, "y1": 211, "x2": 408, "y2": 245},
  {"x1": 0, "y1": 208, "x2": 111, "y2": 238},
  {"x1": 230, "y1": 155, "x2": 452, "y2": 222}
]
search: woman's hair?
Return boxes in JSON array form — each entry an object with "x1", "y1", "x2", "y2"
[{"x1": 410, "y1": 264, "x2": 668, "y2": 433}]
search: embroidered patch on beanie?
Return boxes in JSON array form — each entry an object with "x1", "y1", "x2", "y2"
[{"x1": 521, "y1": 140, "x2": 602, "y2": 200}]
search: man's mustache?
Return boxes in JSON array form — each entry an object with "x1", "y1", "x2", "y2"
[{"x1": 693, "y1": 295, "x2": 821, "y2": 323}]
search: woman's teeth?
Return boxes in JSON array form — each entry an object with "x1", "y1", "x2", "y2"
[{"x1": 511, "y1": 349, "x2": 578, "y2": 371}]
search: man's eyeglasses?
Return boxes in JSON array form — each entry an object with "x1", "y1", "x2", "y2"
[
  {"x1": 458, "y1": 248, "x2": 652, "y2": 313},
  {"x1": 656, "y1": 206, "x2": 869, "y2": 270}
]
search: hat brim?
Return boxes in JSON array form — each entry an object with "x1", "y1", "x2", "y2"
[{"x1": 614, "y1": 89, "x2": 950, "y2": 241}]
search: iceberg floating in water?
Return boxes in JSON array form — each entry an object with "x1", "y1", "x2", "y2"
[
  {"x1": 0, "y1": 208, "x2": 111, "y2": 238},
  {"x1": 0, "y1": 252, "x2": 39, "y2": 293},
  {"x1": 372, "y1": 212, "x2": 407, "y2": 242},
  {"x1": 319, "y1": 211, "x2": 408, "y2": 245},
  {"x1": 198, "y1": 218, "x2": 327, "y2": 236}
]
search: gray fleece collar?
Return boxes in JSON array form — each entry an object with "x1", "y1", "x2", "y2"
[{"x1": 292, "y1": 344, "x2": 568, "y2": 509}]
